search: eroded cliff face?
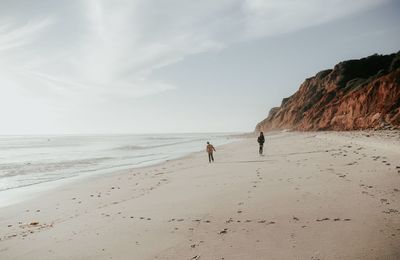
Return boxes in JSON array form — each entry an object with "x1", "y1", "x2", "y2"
[{"x1": 256, "y1": 52, "x2": 400, "y2": 132}]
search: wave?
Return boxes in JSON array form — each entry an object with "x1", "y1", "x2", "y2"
[
  {"x1": 115, "y1": 145, "x2": 147, "y2": 150},
  {"x1": 0, "y1": 154, "x2": 170, "y2": 192},
  {"x1": 145, "y1": 137, "x2": 183, "y2": 140},
  {"x1": 114, "y1": 138, "x2": 206, "y2": 151},
  {"x1": 0, "y1": 157, "x2": 113, "y2": 178}
]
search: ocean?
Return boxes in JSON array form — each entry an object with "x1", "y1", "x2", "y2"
[{"x1": 0, "y1": 133, "x2": 237, "y2": 206}]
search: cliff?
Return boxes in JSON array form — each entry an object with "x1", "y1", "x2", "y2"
[{"x1": 256, "y1": 51, "x2": 400, "y2": 132}]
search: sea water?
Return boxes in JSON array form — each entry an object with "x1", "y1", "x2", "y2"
[{"x1": 0, "y1": 133, "x2": 237, "y2": 206}]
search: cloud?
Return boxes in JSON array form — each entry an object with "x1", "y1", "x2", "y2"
[
  {"x1": 0, "y1": 18, "x2": 52, "y2": 52},
  {"x1": 0, "y1": 0, "x2": 389, "y2": 104},
  {"x1": 241, "y1": 0, "x2": 388, "y2": 38}
]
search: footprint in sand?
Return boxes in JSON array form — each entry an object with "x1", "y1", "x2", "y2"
[
  {"x1": 225, "y1": 218, "x2": 233, "y2": 224},
  {"x1": 382, "y1": 209, "x2": 399, "y2": 214},
  {"x1": 219, "y1": 228, "x2": 228, "y2": 234},
  {"x1": 380, "y1": 198, "x2": 389, "y2": 205},
  {"x1": 317, "y1": 217, "x2": 351, "y2": 222}
]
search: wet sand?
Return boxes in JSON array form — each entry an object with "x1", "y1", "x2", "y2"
[{"x1": 0, "y1": 131, "x2": 399, "y2": 259}]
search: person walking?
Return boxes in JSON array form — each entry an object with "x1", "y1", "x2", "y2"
[
  {"x1": 206, "y1": 142, "x2": 216, "y2": 163},
  {"x1": 257, "y1": 132, "x2": 265, "y2": 155}
]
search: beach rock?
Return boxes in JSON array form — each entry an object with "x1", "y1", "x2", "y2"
[{"x1": 256, "y1": 51, "x2": 400, "y2": 131}]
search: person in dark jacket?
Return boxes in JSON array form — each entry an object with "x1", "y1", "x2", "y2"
[{"x1": 257, "y1": 132, "x2": 265, "y2": 155}]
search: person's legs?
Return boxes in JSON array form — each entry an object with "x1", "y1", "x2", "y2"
[
  {"x1": 210, "y1": 153, "x2": 214, "y2": 162},
  {"x1": 259, "y1": 144, "x2": 263, "y2": 155},
  {"x1": 208, "y1": 153, "x2": 212, "y2": 163}
]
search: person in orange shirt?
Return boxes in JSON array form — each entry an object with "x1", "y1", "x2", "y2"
[{"x1": 206, "y1": 142, "x2": 216, "y2": 163}]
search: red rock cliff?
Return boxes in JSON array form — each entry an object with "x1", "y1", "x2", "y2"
[{"x1": 256, "y1": 51, "x2": 400, "y2": 132}]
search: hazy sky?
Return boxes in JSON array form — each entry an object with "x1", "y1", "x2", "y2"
[{"x1": 0, "y1": 0, "x2": 399, "y2": 134}]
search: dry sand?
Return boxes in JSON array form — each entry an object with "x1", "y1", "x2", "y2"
[{"x1": 0, "y1": 131, "x2": 399, "y2": 260}]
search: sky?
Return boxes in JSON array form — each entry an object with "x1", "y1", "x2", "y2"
[{"x1": 0, "y1": 0, "x2": 399, "y2": 134}]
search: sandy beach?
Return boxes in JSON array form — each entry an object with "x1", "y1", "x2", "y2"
[{"x1": 0, "y1": 131, "x2": 399, "y2": 260}]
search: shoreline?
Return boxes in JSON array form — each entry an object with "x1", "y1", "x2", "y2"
[
  {"x1": 0, "y1": 137, "x2": 244, "y2": 209},
  {"x1": 0, "y1": 131, "x2": 399, "y2": 259},
  {"x1": 0, "y1": 135, "x2": 246, "y2": 209}
]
